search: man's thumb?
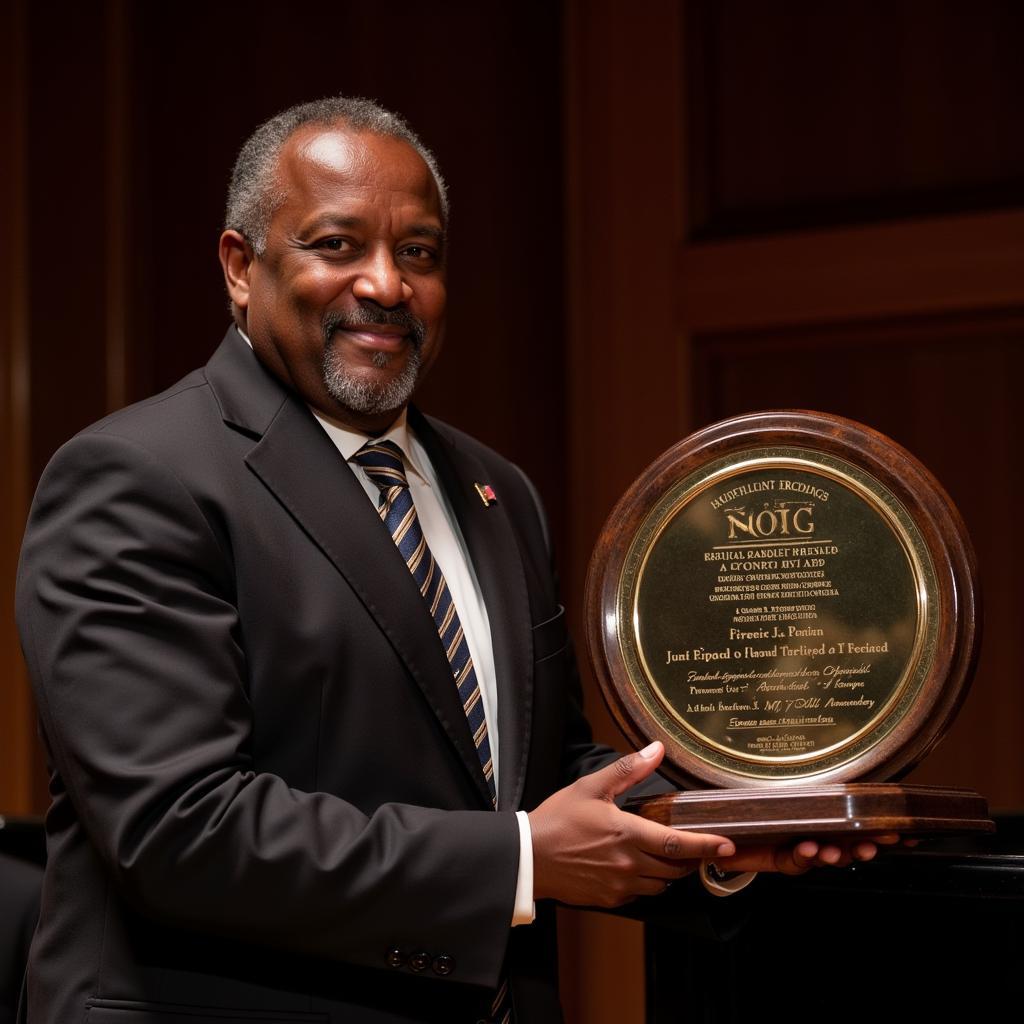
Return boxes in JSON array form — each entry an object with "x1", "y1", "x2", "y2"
[{"x1": 583, "y1": 740, "x2": 664, "y2": 799}]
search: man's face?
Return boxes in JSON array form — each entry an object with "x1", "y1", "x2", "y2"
[{"x1": 224, "y1": 123, "x2": 447, "y2": 432}]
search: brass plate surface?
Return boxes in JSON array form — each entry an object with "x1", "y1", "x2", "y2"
[
  {"x1": 616, "y1": 448, "x2": 938, "y2": 781},
  {"x1": 587, "y1": 411, "x2": 981, "y2": 791}
]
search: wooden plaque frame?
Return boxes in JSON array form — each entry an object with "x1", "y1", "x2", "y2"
[{"x1": 586, "y1": 410, "x2": 992, "y2": 837}]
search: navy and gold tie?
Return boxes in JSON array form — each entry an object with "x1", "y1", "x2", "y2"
[
  {"x1": 354, "y1": 440, "x2": 497, "y2": 807},
  {"x1": 355, "y1": 439, "x2": 513, "y2": 1023}
]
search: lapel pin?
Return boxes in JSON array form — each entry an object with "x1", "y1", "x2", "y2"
[{"x1": 474, "y1": 483, "x2": 497, "y2": 507}]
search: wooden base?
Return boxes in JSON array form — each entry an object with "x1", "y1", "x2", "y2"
[{"x1": 627, "y1": 783, "x2": 994, "y2": 841}]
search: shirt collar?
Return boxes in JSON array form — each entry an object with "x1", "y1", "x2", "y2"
[
  {"x1": 312, "y1": 407, "x2": 430, "y2": 487},
  {"x1": 237, "y1": 327, "x2": 427, "y2": 485}
]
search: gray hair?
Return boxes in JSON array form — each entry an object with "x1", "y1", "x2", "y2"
[{"x1": 225, "y1": 96, "x2": 448, "y2": 255}]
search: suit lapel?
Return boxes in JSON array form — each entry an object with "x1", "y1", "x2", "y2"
[
  {"x1": 204, "y1": 331, "x2": 495, "y2": 807},
  {"x1": 412, "y1": 411, "x2": 534, "y2": 812}
]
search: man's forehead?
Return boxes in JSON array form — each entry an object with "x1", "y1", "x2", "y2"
[
  {"x1": 281, "y1": 123, "x2": 437, "y2": 203},
  {"x1": 297, "y1": 127, "x2": 364, "y2": 172}
]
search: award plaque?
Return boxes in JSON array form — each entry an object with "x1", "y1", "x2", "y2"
[{"x1": 586, "y1": 411, "x2": 993, "y2": 839}]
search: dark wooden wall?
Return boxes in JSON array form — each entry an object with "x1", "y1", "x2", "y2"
[
  {"x1": 4, "y1": 3, "x2": 1023, "y2": 1023},
  {"x1": 565, "y1": 0, "x2": 1023, "y2": 810},
  {"x1": 2, "y1": 0, "x2": 568, "y2": 810},
  {"x1": 562, "y1": 2, "x2": 1023, "y2": 1019}
]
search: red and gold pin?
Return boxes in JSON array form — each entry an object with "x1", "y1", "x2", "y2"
[{"x1": 474, "y1": 483, "x2": 497, "y2": 506}]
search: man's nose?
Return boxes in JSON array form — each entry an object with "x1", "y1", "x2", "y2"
[{"x1": 352, "y1": 250, "x2": 413, "y2": 307}]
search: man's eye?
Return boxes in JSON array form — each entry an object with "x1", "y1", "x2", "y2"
[
  {"x1": 400, "y1": 245, "x2": 438, "y2": 264},
  {"x1": 310, "y1": 237, "x2": 359, "y2": 254}
]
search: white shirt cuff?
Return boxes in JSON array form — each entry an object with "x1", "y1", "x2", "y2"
[
  {"x1": 511, "y1": 811, "x2": 536, "y2": 926},
  {"x1": 699, "y1": 861, "x2": 757, "y2": 897}
]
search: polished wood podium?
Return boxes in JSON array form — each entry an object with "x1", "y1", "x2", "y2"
[{"x1": 618, "y1": 814, "x2": 1023, "y2": 1020}]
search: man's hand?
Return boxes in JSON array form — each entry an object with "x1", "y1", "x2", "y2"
[
  {"x1": 530, "y1": 741, "x2": 908, "y2": 906},
  {"x1": 529, "y1": 741, "x2": 736, "y2": 907},
  {"x1": 712, "y1": 832, "x2": 903, "y2": 875}
]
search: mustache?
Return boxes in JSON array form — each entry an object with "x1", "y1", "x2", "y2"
[{"x1": 322, "y1": 305, "x2": 427, "y2": 348}]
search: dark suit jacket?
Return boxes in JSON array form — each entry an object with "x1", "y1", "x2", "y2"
[
  {"x1": 0, "y1": 854, "x2": 42, "y2": 1024},
  {"x1": 16, "y1": 329, "x2": 630, "y2": 1023}
]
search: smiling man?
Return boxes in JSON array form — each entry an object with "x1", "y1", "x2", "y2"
[
  {"x1": 221, "y1": 117, "x2": 448, "y2": 432},
  {"x1": 16, "y1": 97, "x2": 883, "y2": 1024}
]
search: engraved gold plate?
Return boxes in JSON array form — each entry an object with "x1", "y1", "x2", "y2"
[
  {"x1": 587, "y1": 411, "x2": 985, "y2": 811},
  {"x1": 622, "y1": 450, "x2": 933, "y2": 780}
]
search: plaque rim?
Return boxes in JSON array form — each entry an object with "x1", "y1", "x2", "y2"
[{"x1": 585, "y1": 410, "x2": 981, "y2": 789}]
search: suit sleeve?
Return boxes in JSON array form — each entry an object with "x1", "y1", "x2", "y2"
[{"x1": 16, "y1": 430, "x2": 519, "y2": 987}]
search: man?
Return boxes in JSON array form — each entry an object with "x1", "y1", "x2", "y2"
[{"x1": 17, "y1": 97, "x2": 882, "y2": 1023}]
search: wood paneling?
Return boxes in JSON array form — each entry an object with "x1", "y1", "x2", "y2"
[
  {"x1": 679, "y1": 210, "x2": 1024, "y2": 332},
  {"x1": 25, "y1": 1, "x2": 112, "y2": 481},
  {"x1": 0, "y1": 0, "x2": 33, "y2": 817},
  {"x1": 694, "y1": 311, "x2": 1024, "y2": 809},
  {"x1": 4, "y1": 2, "x2": 571, "y2": 818},
  {"x1": 563, "y1": 3, "x2": 686, "y2": 1021},
  {"x1": 566, "y1": 3, "x2": 1024, "y2": 1019},
  {"x1": 687, "y1": 0, "x2": 1024, "y2": 238},
  {"x1": 14, "y1": 0, "x2": 126, "y2": 813},
  {"x1": 121, "y1": 2, "x2": 568, "y2": 542}
]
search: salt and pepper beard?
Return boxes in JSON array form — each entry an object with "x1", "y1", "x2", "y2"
[{"x1": 321, "y1": 306, "x2": 427, "y2": 417}]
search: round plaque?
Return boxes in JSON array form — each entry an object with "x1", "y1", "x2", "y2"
[{"x1": 586, "y1": 411, "x2": 980, "y2": 791}]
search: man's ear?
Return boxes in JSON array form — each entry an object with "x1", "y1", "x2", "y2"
[{"x1": 219, "y1": 230, "x2": 254, "y2": 317}]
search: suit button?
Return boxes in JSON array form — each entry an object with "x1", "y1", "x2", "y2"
[
  {"x1": 385, "y1": 948, "x2": 404, "y2": 969},
  {"x1": 409, "y1": 950, "x2": 431, "y2": 972},
  {"x1": 432, "y1": 954, "x2": 456, "y2": 976}
]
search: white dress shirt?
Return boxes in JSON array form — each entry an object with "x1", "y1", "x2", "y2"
[{"x1": 310, "y1": 406, "x2": 536, "y2": 926}]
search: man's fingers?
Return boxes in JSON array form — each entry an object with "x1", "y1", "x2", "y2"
[
  {"x1": 786, "y1": 839, "x2": 878, "y2": 870},
  {"x1": 790, "y1": 840, "x2": 820, "y2": 867},
  {"x1": 532, "y1": 745, "x2": 745, "y2": 906},
  {"x1": 719, "y1": 841, "x2": 824, "y2": 874},
  {"x1": 578, "y1": 741, "x2": 667, "y2": 800},
  {"x1": 777, "y1": 840, "x2": 818, "y2": 874},
  {"x1": 715, "y1": 831, "x2": 906, "y2": 878},
  {"x1": 817, "y1": 844, "x2": 842, "y2": 866},
  {"x1": 871, "y1": 833, "x2": 902, "y2": 846},
  {"x1": 632, "y1": 816, "x2": 735, "y2": 861}
]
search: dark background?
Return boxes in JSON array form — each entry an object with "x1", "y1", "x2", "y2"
[{"x1": 3, "y1": 2, "x2": 1022, "y2": 1020}]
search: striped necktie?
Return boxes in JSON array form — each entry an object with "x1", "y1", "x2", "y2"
[
  {"x1": 354, "y1": 439, "x2": 496, "y2": 807},
  {"x1": 355, "y1": 440, "x2": 514, "y2": 1024}
]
